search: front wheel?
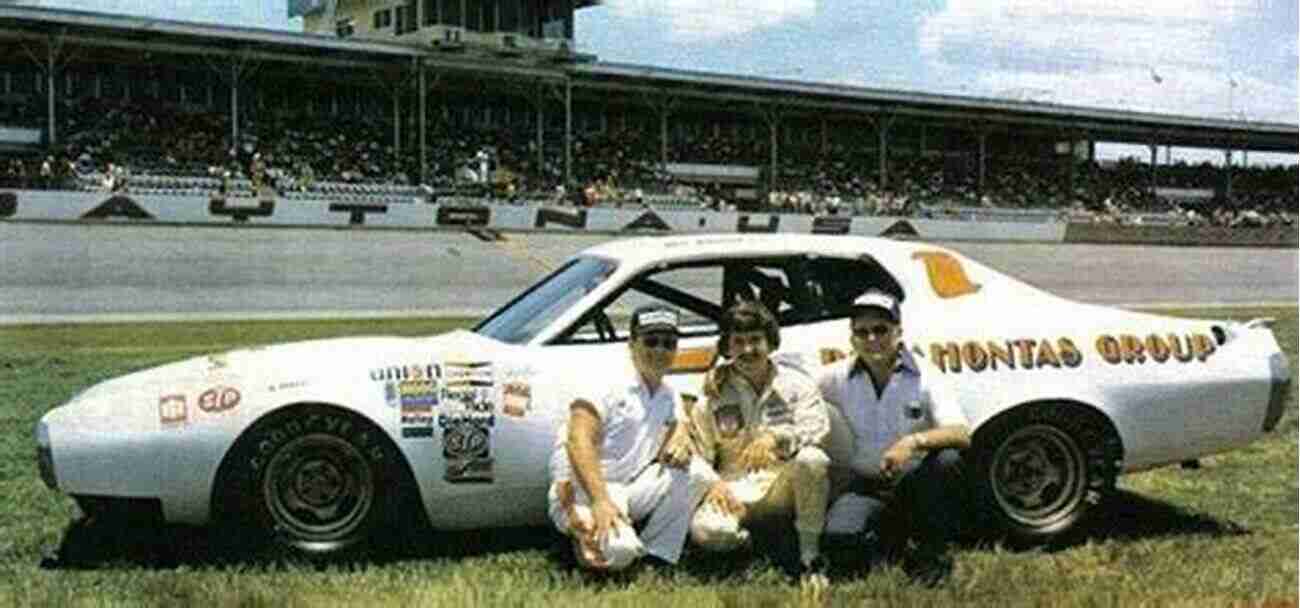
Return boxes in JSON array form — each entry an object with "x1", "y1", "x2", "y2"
[
  {"x1": 971, "y1": 404, "x2": 1120, "y2": 545},
  {"x1": 215, "y1": 405, "x2": 405, "y2": 557}
]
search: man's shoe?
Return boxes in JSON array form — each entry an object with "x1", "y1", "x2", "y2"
[{"x1": 798, "y1": 555, "x2": 831, "y2": 594}]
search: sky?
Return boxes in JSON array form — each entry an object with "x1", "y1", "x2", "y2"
[{"x1": 15, "y1": 0, "x2": 1300, "y2": 165}]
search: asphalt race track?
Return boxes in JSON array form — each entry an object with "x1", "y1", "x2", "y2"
[{"x1": 0, "y1": 222, "x2": 1294, "y2": 323}]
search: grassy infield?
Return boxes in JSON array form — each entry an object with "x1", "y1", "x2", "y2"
[{"x1": 0, "y1": 308, "x2": 1295, "y2": 607}]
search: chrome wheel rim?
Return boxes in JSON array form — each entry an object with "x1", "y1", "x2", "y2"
[
  {"x1": 262, "y1": 433, "x2": 374, "y2": 549},
  {"x1": 990, "y1": 424, "x2": 1087, "y2": 529}
]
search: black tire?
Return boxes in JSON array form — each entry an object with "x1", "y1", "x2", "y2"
[
  {"x1": 970, "y1": 403, "x2": 1121, "y2": 546},
  {"x1": 213, "y1": 404, "x2": 407, "y2": 557}
]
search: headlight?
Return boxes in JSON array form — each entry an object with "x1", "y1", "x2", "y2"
[{"x1": 34, "y1": 420, "x2": 56, "y2": 490}]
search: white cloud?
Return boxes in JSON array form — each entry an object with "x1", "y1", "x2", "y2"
[
  {"x1": 606, "y1": 0, "x2": 815, "y2": 42},
  {"x1": 917, "y1": 0, "x2": 1293, "y2": 122}
]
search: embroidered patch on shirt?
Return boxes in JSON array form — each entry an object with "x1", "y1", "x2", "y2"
[{"x1": 714, "y1": 403, "x2": 745, "y2": 437}]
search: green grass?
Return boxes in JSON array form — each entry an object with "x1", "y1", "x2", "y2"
[{"x1": 0, "y1": 309, "x2": 1296, "y2": 607}]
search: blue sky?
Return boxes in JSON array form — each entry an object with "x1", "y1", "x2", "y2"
[{"x1": 19, "y1": 0, "x2": 1300, "y2": 163}]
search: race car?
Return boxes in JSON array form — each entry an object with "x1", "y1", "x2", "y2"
[{"x1": 35, "y1": 233, "x2": 1291, "y2": 555}]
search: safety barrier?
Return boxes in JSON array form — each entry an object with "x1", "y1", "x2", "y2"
[
  {"x1": 1063, "y1": 222, "x2": 1297, "y2": 248},
  {"x1": 0, "y1": 188, "x2": 1090, "y2": 244}
]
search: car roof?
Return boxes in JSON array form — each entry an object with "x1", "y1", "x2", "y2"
[{"x1": 578, "y1": 233, "x2": 930, "y2": 269}]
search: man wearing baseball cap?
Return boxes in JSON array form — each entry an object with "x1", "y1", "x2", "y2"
[
  {"x1": 547, "y1": 305, "x2": 714, "y2": 571},
  {"x1": 816, "y1": 289, "x2": 971, "y2": 586}
]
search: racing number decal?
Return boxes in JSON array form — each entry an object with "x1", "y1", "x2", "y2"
[{"x1": 912, "y1": 251, "x2": 981, "y2": 299}]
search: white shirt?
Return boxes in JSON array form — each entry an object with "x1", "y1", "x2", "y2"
[
  {"x1": 549, "y1": 375, "x2": 682, "y2": 485},
  {"x1": 817, "y1": 349, "x2": 966, "y2": 478}
]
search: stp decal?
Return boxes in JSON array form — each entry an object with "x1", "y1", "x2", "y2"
[
  {"x1": 198, "y1": 386, "x2": 241, "y2": 413},
  {"x1": 440, "y1": 414, "x2": 494, "y2": 483}
]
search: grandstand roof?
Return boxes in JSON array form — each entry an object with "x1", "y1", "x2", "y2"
[
  {"x1": 0, "y1": 4, "x2": 1292, "y2": 154},
  {"x1": 574, "y1": 62, "x2": 1298, "y2": 154}
]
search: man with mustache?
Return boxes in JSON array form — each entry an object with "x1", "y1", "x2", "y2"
[
  {"x1": 686, "y1": 300, "x2": 832, "y2": 590},
  {"x1": 547, "y1": 305, "x2": 713, "y2": 571},
  {"x1": 818, "y1": 290, "x2": 971, "y2": 586}
]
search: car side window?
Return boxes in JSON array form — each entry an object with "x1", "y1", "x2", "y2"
[
  {"x1": 558, "y1": 264, "x2": 725, "y2": 344},
  {"x1": 802, "y1": 256, "x2": 906, "y2": 321}
]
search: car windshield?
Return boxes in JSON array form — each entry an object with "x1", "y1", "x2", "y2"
[{"x1": 474, "y1": 255, "x2": 619, "y2": 345}]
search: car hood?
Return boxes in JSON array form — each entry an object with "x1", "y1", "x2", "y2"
[{"x1": 43, "y1": 330, "x2": 509, "y2": 432}]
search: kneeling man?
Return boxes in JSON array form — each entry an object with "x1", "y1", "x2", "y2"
[
  {"x1": 547, "y1": 305, "x2": 712, "y2": 570},
  {"x1": 688, "y1": 300, "x2": 832, "y2": 586},
  {"x1": 818, "y1": 290, "x2": 971, "y2": 584}
]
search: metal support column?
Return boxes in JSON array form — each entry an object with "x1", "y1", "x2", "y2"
[
  {"x1": 1148, "y1": 142, "x2": 1159, "y2": 193},
  {"x1": 1223, "y1": 148, "x2": 1234, "y2": 201},
  {"x1": 872, "y1": 114, "x2": 895, "y2": 191},
  {"x1": 45, "y1": 44, "x2": 55, "y2": 145},
  {"x1": 393, "y1": 93, "x2": 401, "y2": 152},
  {"x1": 230, "y1": 63, "x2": 240, "y2": 147},
  {"x1": 418, "y1": 61, "x2": 427, "y2": 185},
  {"x1": 564, "y1": 79, "x2": 572, "y2": 186}
]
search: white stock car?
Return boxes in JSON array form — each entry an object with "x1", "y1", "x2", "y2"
[{"x1": 35, "y1": 234, "x2": 1291, "y2": 554}]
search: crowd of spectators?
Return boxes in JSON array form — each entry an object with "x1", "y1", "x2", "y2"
[{"x1": 0, "y1": 95, "x2": 1292, "y2": 228}]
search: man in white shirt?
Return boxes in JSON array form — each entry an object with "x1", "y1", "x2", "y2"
[
  {"x1": 687, "y1": 300, "x2": 832, "y2": 590},
  {"x1": 547, "y1": 305, "x2": 713, "y2": 571},
  {"x1": 817, "y1": 290, "x2": 971, "y2": 585}
]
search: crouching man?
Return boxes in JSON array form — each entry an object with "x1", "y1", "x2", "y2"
[
  {"x1": 818, "y1": 290, "x2": 971, "y2": 586},
  {"x1": 547, "y1": 305, "x2": 714, "y2": 571},
  {"x1": 687, "y1": 301, "x2": 832, "y2": 588}
]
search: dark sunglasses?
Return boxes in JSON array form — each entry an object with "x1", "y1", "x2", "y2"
[
  {"x1": 640, "y1": 335, "x2": 679, "y2": 350},
  {"x1": 851, "y1": 324, "x2": 894, "y2": 339}
]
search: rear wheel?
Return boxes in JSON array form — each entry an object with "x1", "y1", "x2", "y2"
[
  {"x1": 215, "y1": 404, "x2": 408, "y2": 557},
  {"x1": 972, "y1": 404, "x2": 1120, "y2": 545}
]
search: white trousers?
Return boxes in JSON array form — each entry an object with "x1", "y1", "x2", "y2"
[{"x1": 548, "y1": 458, "x2": 714, "y2": 570}]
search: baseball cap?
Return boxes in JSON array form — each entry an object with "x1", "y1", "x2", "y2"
[
  {"x1": 629, "y1": 305, "x2": 680, "y2": 335},
  {"x1": 850, "y1": 290, "x2": 900, "y2": 322}
]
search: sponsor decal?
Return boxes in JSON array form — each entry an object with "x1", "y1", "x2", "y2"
[
  {"x1": 622, "y1": 210, "x2": 670, "y2": 232},
  {"x1": 443, "y1": 361, "x2": 494, "y2": 388},
  {"x1": 82, "y1": 196, "x2": 154, "y2": 220},
  {"x1": 159, "y1": 394, "x2": 187, "y2": 426},
  {"x1": 436, "y1": 205, "x2": 491, "y2": 227},
  {"x1": 0, "y1": 192, "x2": 15, "y2": 218},
  {"x1": 328, "y1": 203, "x2": 388, "y2": 225},
  {"x1": 812, "y1": 216, "x2": 852, "y2": 235},
  {"x1": 439, "y1": 414, "x2": 494, "y2": 483},
  {"x1": 209, "y1": 197, "x2": 274, "y2": 222},
  {"x1": 1095, "y1": 332, "x2": 1216, "y2": 365},
  {"x1": 929, "y1": 332, "x2": 1217, "y2": 374},
  {"x1": 534, "y1": 206, "x2": 587, "y2": 230},
  {"x1": 398, "y1": 379, "x2": 439, "y2": 435},
  {"x1": 502, "y1": 380, "x2": 531, "y2": 417},
  {"x1": 713, "y1": 403, "x2": 744, "y2": 438},
  {"x1": 269, "y1": 379, "x2": 307, "y2": 392},
  {"x1": 198, "y1": 386, "x2": 241, "y2": 413},
  {"x1": 912, "y1": 251, "x2": 981, "y2": 299},
  {"x1": 879, "y1": 219, "x2": 919, "y2": 238},
  {"x1": 737, "y1": 214, "x2": 779, "y2": 233},
  {"x1": 931, "y1": 338, "x2": 1083, "y2": 374},
  {"x1": 905, "y1": 400, "x2": 924, "y2": 420},
  {"x1": 370, "y1": 363, "x2": 441, "y2": 383}
]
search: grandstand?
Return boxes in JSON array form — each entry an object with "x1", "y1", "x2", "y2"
[{"x1": 0, "y1": 3, "x2": 1293, "y2": 227}]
